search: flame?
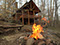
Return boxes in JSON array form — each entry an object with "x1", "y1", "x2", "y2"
[
  {"x1": 41, "y1": 17, "x2": 50, "y2": 23},
  {"x1": 41, "y1": 17, "x2": 47, "y2": 21},
  {"x1": 30, "y1": 24, "x2": 44, "y2": 40}
]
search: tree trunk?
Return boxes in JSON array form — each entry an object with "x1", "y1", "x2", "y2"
[{"x1": 54, "y1": 0, "x2": 59, "y2": 26}]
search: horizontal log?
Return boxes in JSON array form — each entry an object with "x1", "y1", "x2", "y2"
[
  {"x1": 0, "y1": 25, "x2": 23, "y2": 30},
  {"x1": 0, "y1": 25, "x2": 23, "y2": 33},
  {"x1": 20, "y1": 15, "x2": 41, "y2": 18}
]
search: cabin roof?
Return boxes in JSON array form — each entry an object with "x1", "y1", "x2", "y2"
[
  {"x1": 13, "y1": 0, "x2": 41, "y2": 16},
  {"x1": 17, "y1": 0, "x2": 41, "y2": 12}
]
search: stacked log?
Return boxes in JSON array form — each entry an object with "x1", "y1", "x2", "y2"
[{"x1": 0, "y1": 25, "x2": 23, "y2": 33}]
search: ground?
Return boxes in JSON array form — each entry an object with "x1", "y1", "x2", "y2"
[{"x1": 0, "y1": 25, "x2": 60, "y2": 45}]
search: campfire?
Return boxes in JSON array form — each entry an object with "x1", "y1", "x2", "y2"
[
  {"x1": 30, "y1": 17, "x2": 49, "y2": 40},
  {"x1": 30, "y1": 23, "x2": 44, "y2": 40}
]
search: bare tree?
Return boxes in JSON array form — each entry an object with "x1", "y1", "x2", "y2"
[{"x1": 54, "y1": 0, "x2": 59, "y2": 26}]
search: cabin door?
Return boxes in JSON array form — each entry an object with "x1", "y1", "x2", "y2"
[
  {"x1": 30, "y1": 19, "x2": 34, "y2": 25},
  {"x1": 24, "y1": 18, "x2": 28, "y2": 25}
]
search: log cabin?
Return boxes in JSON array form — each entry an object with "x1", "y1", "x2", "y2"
[{"x1": 12, "y1": 0, "x2": 41, "y2": 25}]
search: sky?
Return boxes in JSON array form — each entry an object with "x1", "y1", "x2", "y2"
[{"x1": 16, "y1": 0, "x2": 39, "y2": 8}]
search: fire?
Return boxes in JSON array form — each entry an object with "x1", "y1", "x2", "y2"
[
  {"x1": 41, "y1": 17, "x2": 47, "y2": 21},
  {"x1": 41, "y1": 17, "x2": 50, "y2": 23},
  {"x1": 30, "y1": 24, "x2": 44, "y2": 40},
  {"x1": 30, "y1": 17, "x2": 50, "y2": 40}
]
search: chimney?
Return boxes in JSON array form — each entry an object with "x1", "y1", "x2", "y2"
[{"x1": 30, "y1": 0, "x2": 32, "y2": 1}]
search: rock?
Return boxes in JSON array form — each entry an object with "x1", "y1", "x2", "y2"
[
  {"x1": 38, "y1": 41, "x2": 45, "y2": 45},
  {"x1": 26, "y1": 38, "x2": 34, "y2": 45},
  {"x1": 24, "y1": 28, "x2": 32, "y2": 32},
  {"x1": 24, "y1": 37, "x2": 28, "y2": 40},
  {"x1": 46, "y1": 39, "x2": 51, "y2": 45}
]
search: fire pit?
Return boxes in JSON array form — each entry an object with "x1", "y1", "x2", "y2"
[{"x1": 30, "y1": 23, "x2": 44, "y2": 40}]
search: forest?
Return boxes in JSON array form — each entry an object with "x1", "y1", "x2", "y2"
[{"x1": 0, "y1": 0, "x2": 60, "y2": 45}]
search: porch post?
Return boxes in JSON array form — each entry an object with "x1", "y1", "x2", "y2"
[
  {"x1": 39, "y1": 15, "x2": 40, "y2": 23},
  {"x1": 28, "y1": 10, "x2": 30, "y2": 25},
  {"x1": 15, "y1": 13, "x2": 18, "y2": 22},
  {"x1": 22, "y1": 10, "x2": 24, "y2": 25},
  {"x1": 33, "y1": 10, "x2": 35, "y2": 23}
]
